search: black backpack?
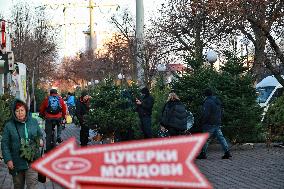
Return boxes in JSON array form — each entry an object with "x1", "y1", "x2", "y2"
[{"x1": 46, "y1": 96, "x2": 62, "y2": 114}]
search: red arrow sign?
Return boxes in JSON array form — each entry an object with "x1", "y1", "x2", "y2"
[{"x1": 32, "y1": 134, "x2": 211, "y2": 189}]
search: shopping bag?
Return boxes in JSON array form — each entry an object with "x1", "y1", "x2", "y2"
[{"x1": 66, "y1": 115, "x2": 72, "y2": 124}]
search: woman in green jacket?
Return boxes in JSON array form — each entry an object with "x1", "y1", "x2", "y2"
[{"x1": 1, "y1": 99, "x2": 43, "y2": 189}]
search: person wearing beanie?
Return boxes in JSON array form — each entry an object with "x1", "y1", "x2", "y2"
[
  {"x1": 136, "y1": 87, "x2": 154, "y2": 138},
  {"x1": 1, "y1": 99, "x2": 43, "y2": 188},
  {"x1": 76, "y1": 90, "x2": 91, "y2": 146},
  {"x1": 39, "y1": 88, "x2": 67, "y2": 152},
  {"x1": 197, "y1": 88, "x2": 232, "y2": 159}
]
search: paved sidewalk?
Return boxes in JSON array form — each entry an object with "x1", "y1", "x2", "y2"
[
  {"x1": 0, "y1": 124, "x2": 283, "y2": 189},
  {"x1": 196, "y1": 147, "x2": 284, "y2": 189}
]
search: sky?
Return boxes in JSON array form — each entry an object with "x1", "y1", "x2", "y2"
[{"x1": 0, "y1": 0, "x2": 164, "y2": 59}]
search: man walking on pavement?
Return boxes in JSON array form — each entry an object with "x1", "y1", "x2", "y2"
[
  {"x1": 39, "y1": 89, "x2": 67, "y2": 152},
  {"x1": 66, "y1": 92, "x2": 76, "y2": 120},
  {"x1": 76, "y1": 90, "x2": 91, "y2": 146},
  {"x1": 136, "y1": 87, "x2": 154, "y2": 139},
  {"x1": 197, "y1": 88, "x2": 232, "y2": 159}
]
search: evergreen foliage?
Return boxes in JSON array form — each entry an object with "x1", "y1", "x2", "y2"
[
  {"x1": 151, "y1": 86, "x2": 170, "y2": 137},
  {"x1": 265, "y1": 95, "x2": 284, "y2": 141},
  {"x1": 19, "y1": 137, "x2": 41, "y2": 162},
  {"x1": 28, "y1": 83, "x2": 47, "y2": 112},
  {"x1": 218, "y1": 54, "x2": 263, "y2": 142},
  {"x1": 85, "y1": 79, "x2": 139, "y2": 141},
  {"x1": 266, "y1": 95, "x2": 284, "y2": 125},
  {"x1": 0, "y1": 94, "x2": 14, "y2": 134},
  {"x1": 171, "y1": 53, "x2": 263, "y2": 143},
  {"x1": 34, "y1": 87, "x2": 47, "y2": 112}
]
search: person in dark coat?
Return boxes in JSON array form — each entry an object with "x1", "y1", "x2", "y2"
[
  {"x1": 1, "y1": 99, "x2": 43, "y2": 189},
  {"x1": 136, "y1": 87, "x2": 154, "y2": 139},
  {"x1": 76, "y1": 90, "x2": 91, "y2": 146},
  {"x1": 197, "y1": 88, "x2": 232, "y2": 159},
  {"x1": 160, "y1": 92, "x2": 188, "y2": 136}
]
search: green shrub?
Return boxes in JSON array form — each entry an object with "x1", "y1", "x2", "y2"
[
  {"x1": 265, "y1": 95, "x2": 284, "y2": 142},
  {"x1": 34, "y1": 87, "x2": 47, "y2": 112},
  {"x1": 171, "y1": 53, "x2": 263, "y2": 143},
  {"x1": 0, "y1": 94, "x2": 14, "y2": 134},
  {"x1": 85, "y1": 79, "x2": 139, "y2": 140},
  {"x1": 151, "y1": 86, "x2": 170, "y2": 137}
]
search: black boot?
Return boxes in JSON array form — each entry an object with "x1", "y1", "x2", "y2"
[
  {"x1": 196, "y1": 152, "x2": 207, "y2": 159},
  {"x1": 222, "y1": 151, "x2": 232, "y2": 159},
  {"x1": 57, "y1": 138, "x2": 63, "y2": 143}
]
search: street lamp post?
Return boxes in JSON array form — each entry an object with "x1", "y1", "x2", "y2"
[
  {"x1": 206, "y1": 50, "x2": 218, "y2": 68},
  {"x1": 136, "y1": 0, "x2": 145, "y2": 86},
  {"x1": 94, "y1": 80, "x2": 99, "y2": 85},
  {"x1": 241, "y1": 37, "x2": 249, "y2": 67},
  {"x1": 87, "y1": 81, "x2": 92, "y2": 93},
  {"x1": 157, "y1": 64, "x2": 166, "y2": 72},
  {"x1": 89, "y1": 0, "x2": 95, "y2": 52},
  {"x1": 32, "y1": 67, "x2": 36, "y2": 113},
  {"x1": 118, "y1": 73, "x2": 125, "y2": 86}
]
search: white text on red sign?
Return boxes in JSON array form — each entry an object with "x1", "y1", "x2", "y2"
[{"x1": 101, "y1": 150, "x2": 183, "y2": 178}]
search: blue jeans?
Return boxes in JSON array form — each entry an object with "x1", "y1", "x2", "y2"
[
  {"x1": 140, "y1": 116, "x2": 152, "y2": 139},
  {"x1": 202, "y1": 125, "x2": 229, "y2": 154}
]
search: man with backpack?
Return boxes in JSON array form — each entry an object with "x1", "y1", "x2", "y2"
[
  {"x1": 39, "y1": 89, "x2": 67, "y2": 152},
  {"x1": 66, "y1": 92, "x2": 76, "y2": 120}
]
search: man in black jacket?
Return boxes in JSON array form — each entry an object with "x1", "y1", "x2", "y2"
[
  {"x1": 76, "y1": 90, "x2": 91, "y2": 146},
  {"x1": 197, "y1": 88, "x2": 232, "y2": 159},
  {"x1": 136, "y1": 87, "x2": 154, "y2": 139}
]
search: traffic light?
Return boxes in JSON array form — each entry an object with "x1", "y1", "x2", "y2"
[{"x1": 0, "y1": 53, "x2": 8, "y2": 74}]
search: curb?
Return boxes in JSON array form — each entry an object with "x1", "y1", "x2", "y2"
[{"x1": 207, "y1": 143, "x2": 281, "y2": 151}]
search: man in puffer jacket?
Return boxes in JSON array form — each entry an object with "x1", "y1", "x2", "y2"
[
  {"x1": 197, "y1": 88, "x2": 232, "y2": 159},
  {"x1": 160, "y1": 92, "x2": 187, "y2": 136}
]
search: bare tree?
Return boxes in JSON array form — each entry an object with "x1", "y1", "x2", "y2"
[
  {"x1": 58, "y1": 50, "x2": 113, "y2": 86},
  {"x1": 110, "y1": 9, "x2": 167, "y2": 87},
  {"x1": 9, "y1": 2, "x2": 59, "y2": 85},
  {"x1": 207, "y1": 0, "x2": 284, "y2": 84},
  {"x1": 151, "y1": 0, "x2": 227, "y2": 66},
  {"x1": 103, "y1": 33, "x2": 135, "y2": 78},
  {"x1": 110, "y1": 10, "x2": 136, "y2": 79}
]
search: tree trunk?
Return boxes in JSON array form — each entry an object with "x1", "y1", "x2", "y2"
[
  {"x1": 195, "y1": 26, "x2": 203, "y2": 64},
  {"x1": 194, "y1": 15, "x2": 204, "y2": 65},
  {"x1": 264, "y1": 57, "x2": 284, "y2": 87},
  {"x1": 251, "y1": 26, "x2": 267, "y2": 81}
]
